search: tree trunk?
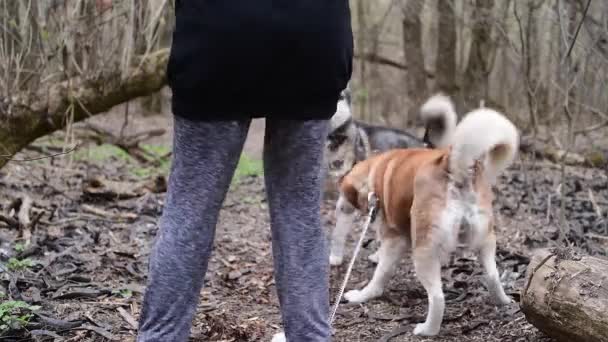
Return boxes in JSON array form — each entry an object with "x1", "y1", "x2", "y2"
[
  {"x1": 138, "y1": 0, "x2": 171, "y2": 116},
  {"x1": 1, "y1": 0, "x2": 21, "y2": 92},
  {"x1": 0, "y1": 49, "x2": 169, "y2": 169},
  {"x1": 140, "y1": 91, "x2": 165, "y2": 116},
  {"x1": 520, "y1": 248, "x2": 608, "y2": 342},
  {"x1": 436, "y1": 0, "x2": 457, "y2": 95},
  {"x1": 356, "y1": 0, "x2": 369, "y2": 121},
  {"x1": 401, "y1": 0, "x2": 426, "y2": 120},
  {"x1": 462, "y1": 0, "x2": 495, "y2": 110}
]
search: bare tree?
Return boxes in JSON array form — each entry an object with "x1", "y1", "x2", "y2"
[
  {"x1": 461, "y1": 0, "x2": 497, "y2": 109},
  {"x1": 355, "y1": 0, "x2": 370, "y2": 120},
  {"x1": 401, "y1": 0, "x2": 427, "y2": 112},
  {"x1": 138, "y1": 0, "x2": 172, "y2": 116},
  {"x1": 315, "y1": 0, "x2": 608, "y2": 152},
  {"x1": 0, "y1": 0, "x2": 172, "y2": 168},
  {"x1": 513, "y1": 0, "x2": 546, "y2": 134},
  {"x1": 5, "y1": 0, "x2": 602, "y2": 167},
  {"x1": 435, "y1": 0, "x2": 457, "y2": 96}
]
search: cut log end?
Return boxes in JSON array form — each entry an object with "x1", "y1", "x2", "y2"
[{"x1": 520, "y1": 248, "x2": 608, "y2": 342}]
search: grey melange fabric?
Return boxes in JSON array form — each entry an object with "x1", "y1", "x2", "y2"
[{"x1": 137, "y1": 115, "x2": 331, "y2": 342}]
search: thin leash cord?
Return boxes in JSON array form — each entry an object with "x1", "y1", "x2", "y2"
[{"x1": 328, "y1": 192, "x2": 379, "y2": 326}]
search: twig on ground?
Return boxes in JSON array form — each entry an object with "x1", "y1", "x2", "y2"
[
  {"x1": 18, "y1": 196, "x2": 33, "y2": 246},
  {"x1": 586, "y1": 233, "x2": 608, "y2": 243},
  {"x1": 17, "y1": 196, "x2": 32, "y2": 228},
  {"x1": 33, "y1": 313, "x2": 84, "y2": 330},
  {"x1": 0, "y1": 214, "x2": 19, "y2": 227},
  {"x1": 36, "y1": 239, "x2": 90, "y2": 276},
  {"x1": 117, "y1": 307, "x2": 138, "y2": 329},
  {"x1": 29, "y1": 329, "x2": 63, "y2": 339},
  {"x1": 52, "y1": 288, "x2": 112, "y2": 300},
  {"x1": 462, "y1": 321, "x2": 488, "y2": 334},
  {"x1": 25, "y1": 168, "x2": 78, "y2": 201},
  {"x1": 588, "y1": 189, "x2": 604, "y2": 221},
  {"x1": 377, "y1": 325, "x2": 411, "y2": 342},
  {"x1": 0, "y1": 144, "x2": 80, "y2": 162},
  {"x1": 81, "y1": 204, "x2": 138, "y2": 222},
  {"x1": 78, "y1": 324, "x2": 117, "y2": 340},
  {"x1": 367, "y1": 311, "x2": 417, "y2": 322}
]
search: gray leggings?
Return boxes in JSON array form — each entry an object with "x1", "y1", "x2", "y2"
[{"x1": 137, "y1": 116, "x2": 331, "y2": 342}]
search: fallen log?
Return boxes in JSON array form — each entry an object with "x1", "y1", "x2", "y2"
[
  {"x1": 520, "y1": 248, "x2": 608, "y2": 342},
  {"x1": 519, "y1": 136, "x2": 607, "y2": 168},
  {"x1": 0, "y1": 48, "x2": 169, "y2": 170}
]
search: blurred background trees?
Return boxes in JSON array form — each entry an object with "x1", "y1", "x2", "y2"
[
  {"x1": 352, "y1": 0, "x2": 607, "y2": 140},
  {"x1": 1, "y1": 0, "x2": 607, "y2": 166}
]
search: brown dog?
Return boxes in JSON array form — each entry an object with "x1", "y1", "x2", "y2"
[
  {"x1": 329, "y1": 93, "x2": 458, "y2": 266},
  {"x1": 335, "y1": 107, "x2": 519, "y2": 336}
]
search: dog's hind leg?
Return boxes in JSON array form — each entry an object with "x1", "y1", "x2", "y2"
[
  {"x1": 412, "y1": 247, "x2": 445, "y2": 336},
  {"x1": 344, "y1": 235, "x2": 407, "y2": 303},
  {"x1": 478, "y1": 234, "x2": 512, "y2": 305},
  {"x1": 330, "y1": 194, "x2": 356, "y2": 266}
]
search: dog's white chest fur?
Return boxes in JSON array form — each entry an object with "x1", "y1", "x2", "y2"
[{"x1": 439, "y1": 183, "x2": 489, "y2": 254}]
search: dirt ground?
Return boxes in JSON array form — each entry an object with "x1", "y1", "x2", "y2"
[{"x1": 0, "y1": 106, "x2": 607, "y2": 342}]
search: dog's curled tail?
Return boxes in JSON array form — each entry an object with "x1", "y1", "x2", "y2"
[
  {"x1": 420, "y1": 93, "x2": 458, "y2": 148},
  {"x1": 449, "y1": 108, "x2": 519, "y2": 184}
]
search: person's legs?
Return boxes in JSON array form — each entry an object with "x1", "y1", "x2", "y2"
[
  {"x1": 263, "y1": 119, "x2": 331, "y2": 342},
  {"x1": 137, "y1": 116, "x2": 251, "y2": 342}
]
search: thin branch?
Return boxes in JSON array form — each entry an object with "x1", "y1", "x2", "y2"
[
  {"x1": 354, "y1": 52, "x2": 407, "y2": 70},
  {"x1": 563, "y1": 0, "x2": 593, "y2": 63},
  {"x1": 574, "y1": 119, "x2": 608, "y2": 134},
  {"x1": 551, "y1": 80, "x2": 608, "y2": 120},
  {"x1": 0, "y1": 144, "x2": 80, "y2": 162}
]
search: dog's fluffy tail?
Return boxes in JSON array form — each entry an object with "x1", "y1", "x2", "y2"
[
  {"x1": 420, "y1": 93, "x2": 458, "y2": 148},
  {"x1": 449, "y1": 108, "x2": 519, "y2": 184}
]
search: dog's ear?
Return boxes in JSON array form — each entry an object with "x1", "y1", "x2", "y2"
[
  {"x1": 422, "y1": 126, "x2": 432, "y2": 148},
  {"x1": 342, "y1": 84, "x2": 352, "y2": 106},
  {"x1": 422, "y1": 117, "x2": 448, "y2": 148}
]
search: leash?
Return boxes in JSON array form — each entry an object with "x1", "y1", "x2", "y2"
[{"x1": 329, "y1": 192, "x2": 379, "y2": 326}]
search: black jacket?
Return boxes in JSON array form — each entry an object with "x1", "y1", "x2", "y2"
[{"x1": 167, "y1": 0, "x2": 354, "y2": 121}]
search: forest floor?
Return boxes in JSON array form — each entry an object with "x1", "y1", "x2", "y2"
[{"x1": 0, "y1": 107, "x2": 607, "y2": 342}]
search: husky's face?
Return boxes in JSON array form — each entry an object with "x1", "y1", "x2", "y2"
[{"x1": 325, "y1": 90, "x2": 357, "y2": 179}]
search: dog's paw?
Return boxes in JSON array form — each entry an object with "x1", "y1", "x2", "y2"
[
  {"x1": 344, "y1": 288, "x2": 380, "y2": 304},
  {"x1": 271, "y1": 332, "x2": 286, "y2": 342},
  {"x1": 329, "y1": 254, "x2": 344, "y2": 266},
  {"x1": 494, "y1": 293, "x2": 514, "y2": 306},
  {"x1": 367, "y1": 251, "x2": 379, "y2": 264},
  {"x1": 344, "y1": 289, "x2": 368, "y2": 304},
  {"x1": 413, "y1": 322, "x2": 440, "y2": 336}
]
